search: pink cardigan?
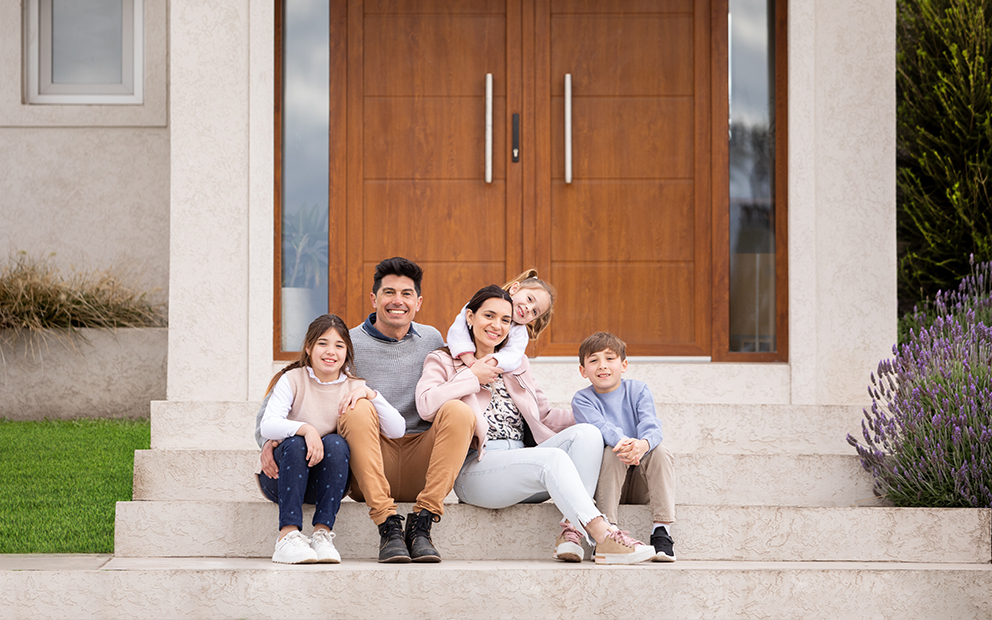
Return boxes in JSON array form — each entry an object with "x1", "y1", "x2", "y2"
[{"x1": 416, "y1": 350, "x2": 575, "y2": 459}]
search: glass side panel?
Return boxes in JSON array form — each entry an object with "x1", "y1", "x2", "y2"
[
  {"x1": 729, "y1": 0, "x2": 776, "y2": 353},
  {"x1": 281, "y1": 0, "x2": 330, "y2": 351},
  {"x1": 52, "y1": 0, "x2": 123, "y2": 84}
]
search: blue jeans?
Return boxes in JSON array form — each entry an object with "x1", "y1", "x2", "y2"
[
  {"x1": 453, "y1": 424, "x2": 605, "y2": 541},
  {"x1": 257, "y1": 434, "x2": 350, "y2": 530}
]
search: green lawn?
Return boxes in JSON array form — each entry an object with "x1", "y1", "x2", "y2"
[{"x1": 0, "y1": 418, "x2": 149, "y2": 553}]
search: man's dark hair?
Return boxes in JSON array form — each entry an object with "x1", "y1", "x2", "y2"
[{"x1": 372, "y1": 257, "x2": 424, "y2": 295}]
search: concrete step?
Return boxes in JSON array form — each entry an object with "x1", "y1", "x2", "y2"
[
  {"x1": 4, "y1": 557, "x2": 991, "y2": 619},
  {"x1": 151, "y1": 400, "x2": 865, "y2": 454},
  {"x1": 114, "y1": 500, "x2": 991, "y2": 564},
  {"x1": 132, "y1": 449, "x2": 880, "y2": 507}
]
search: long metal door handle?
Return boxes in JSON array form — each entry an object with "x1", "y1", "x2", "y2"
[
  {"x1": 564, "y1": 73, "x2": 572, "y2": 184},
  {"x1": 485, "y1": 73, "x2": 493, "y2": 184}
]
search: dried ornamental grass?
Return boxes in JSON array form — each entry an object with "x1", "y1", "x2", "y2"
[
  {"x1": 848, "y1": 259, "x2": 992, "y2": 507},
  {"x1": 0, "y1": 253, "x2": 164, "y2": 344}
]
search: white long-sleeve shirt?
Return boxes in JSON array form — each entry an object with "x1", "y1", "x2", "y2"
[
  {"x1": 446, "y1": 303, "x2": 529, "y2": 372},
  {"x1": 260, "y1": 366, "x2": 406, "y2": 440}
]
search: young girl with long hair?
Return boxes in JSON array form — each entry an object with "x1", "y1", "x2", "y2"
[
  {"x1": 256, "y1": 314, "x2": 404, "y2": 564},
  {"x1": 446, "y1": 269, "x2": 556, "y2": 373}
]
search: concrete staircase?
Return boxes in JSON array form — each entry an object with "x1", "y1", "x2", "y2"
[{"x1": 4, "y1": 363, "x2": 991, "y2": 619}]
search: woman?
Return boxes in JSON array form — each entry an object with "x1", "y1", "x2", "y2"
[{"x1": 415, "y1": 285, "x2": 654, "y2": 565}]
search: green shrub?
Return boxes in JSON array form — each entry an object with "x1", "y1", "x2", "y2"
[{"x1": 897, "y1": 0, "x2": 992, "y2": 312}]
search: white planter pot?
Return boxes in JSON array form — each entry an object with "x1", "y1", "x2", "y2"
[
  {"x1": 281, "y1": 287, "x2": 325, "y2": 351},
  {"x1": 0, "y1": 328, "x2": 168, "y2": 420}
]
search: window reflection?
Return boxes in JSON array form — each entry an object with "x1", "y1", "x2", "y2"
[
  {"x1": 729, "y1": 0, "x2": 776, "y2": 353},
  {"x1": 281, "y1": 0, "x2": 330, "y2": 351},
  {"x1": 52, "y1": 0, "x2": 123, "y2": 84}
]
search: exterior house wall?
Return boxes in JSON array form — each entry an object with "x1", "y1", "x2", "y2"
[
  {"x1": 166, "y1": 0, "x2": 896, "y2": 407},
  {"x1": 0, "y1": 0, "x2": 170, "y2": 306}
]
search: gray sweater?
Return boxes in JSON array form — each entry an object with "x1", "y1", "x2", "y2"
[{"x1": 350, "y1": 315, "x2": 444, "y2": 435}]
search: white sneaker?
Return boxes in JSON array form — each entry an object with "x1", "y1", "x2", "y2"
[
  {"x1": 310, "y1": 529, "x2": 341, "y2": 563},
  {"x1": 553, "y1": 522, "x2": 584, "y2": 562},
  {"x1": 272, "y1": 530, "x2": 318, "y2": 564},
  {"x1": 593, "y1": 529, "x2": 656, "y2": 565}
]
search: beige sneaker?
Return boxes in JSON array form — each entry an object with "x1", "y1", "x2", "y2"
[
  {"x1": 553, "y1": 521, "x2": 583, "y2": 562},
  {"x1": 593, "y1": 529, "x2": 655, "y2": 565}
]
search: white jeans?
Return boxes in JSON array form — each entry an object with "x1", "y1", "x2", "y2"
[{"x1": 453, "y1": 423, "x2": 606, "y2": 540}]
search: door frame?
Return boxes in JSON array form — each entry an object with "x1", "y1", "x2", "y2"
[{"x1": 273, "y1": 0, "x2": 789, "y2": 362}]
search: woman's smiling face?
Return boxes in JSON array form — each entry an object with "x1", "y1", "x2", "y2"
[{"x1": 466, "y1": 297, "x2": 513, "y2": 356}]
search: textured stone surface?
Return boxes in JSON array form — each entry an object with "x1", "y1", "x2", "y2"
[
  {"x1": 0, "y1": 329, "x2": 167, "y2": 419},
  {"x1": 811, "y1": 0, "x2": 897, "y2": 405},
  {"x1": 151, "y1": 401, "x2": 865, "y2": 454},
  {"x1": 114, "y1": 500, "x2": 991, "y2": 564},
  {"x1": 528, "y1": 360, "x2": 794, "y2": 405},
  {"x1": 132, "y1": 449, "x2": 878, "y2": 506},
  {"x1": 3, "y1": 560, "x2": 991, "y2": 620},
  {"x1": 168, "y1": 0, "x2": 251, "y2": 401},
  {"x1": 150, "y1": 401, "x2": 259, "y2": 450}
]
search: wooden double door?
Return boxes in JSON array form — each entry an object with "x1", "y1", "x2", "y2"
[{"x1": 329, "y1": 0, "x2": 718, "y2": 356}]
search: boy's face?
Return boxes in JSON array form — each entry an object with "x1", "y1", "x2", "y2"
[{"x1": 579, "y1": 348, "x2": 627, "y2": 394}]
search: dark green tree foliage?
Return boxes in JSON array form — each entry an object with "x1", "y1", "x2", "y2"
[{"x1": 898, "y1": 0, "x2": 992, "y2": 312}]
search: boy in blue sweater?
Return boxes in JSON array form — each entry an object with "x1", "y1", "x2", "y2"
[{"x1": 571, "y1": 332, "x2": 676, "y2": 561}]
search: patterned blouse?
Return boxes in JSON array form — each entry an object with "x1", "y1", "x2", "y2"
[{"x1": 483, "y1": 376, "x2": 525, "y2": 441}]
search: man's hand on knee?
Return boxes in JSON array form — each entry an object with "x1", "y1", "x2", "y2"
[{"x1": 260, "y1": 439, "x2": 280, "y2": 478}]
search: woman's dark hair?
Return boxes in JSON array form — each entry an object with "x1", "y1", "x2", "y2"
[
  {"x1": 465, "y1": 285, "x2": 514, "y2": 352},
  {"x1": 265, "y1": 314, "x2": 356, "y2": 395}
]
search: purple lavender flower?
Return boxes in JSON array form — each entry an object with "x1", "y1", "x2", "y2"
[{"x1": 848, "y1": 261, "x2": 992, "y2": 508}]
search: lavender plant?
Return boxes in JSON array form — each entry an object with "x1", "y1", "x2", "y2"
[{"x1": 848, "y1": 258, "x2": 992, "y2": 507}]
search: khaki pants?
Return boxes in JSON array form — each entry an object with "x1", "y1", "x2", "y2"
[
  {"x1": 595, "y1": 444, "x2": 676, "y2": 525},
  {"x1": 338, "y1": 399, "x2": 475, "y2": 525}
]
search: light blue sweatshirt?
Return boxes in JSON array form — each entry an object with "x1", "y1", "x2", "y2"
[{"x1": 570, "y1": 379, "x2": 664, "y2": 450}]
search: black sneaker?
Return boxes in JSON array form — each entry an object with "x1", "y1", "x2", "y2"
[
  {"x1": 405, "y1": 509, "x2": 442, "y2": 563},
  {"x1": 650, "y1": 527, "x2": 676, "y2": 562},
  {"x1": 377, "y1": 514, "x2": 411, "y2": 563}
]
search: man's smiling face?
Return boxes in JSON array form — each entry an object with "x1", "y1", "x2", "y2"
[{"x1": 371, "y1": 274, "x2": 422, "y2": 340}]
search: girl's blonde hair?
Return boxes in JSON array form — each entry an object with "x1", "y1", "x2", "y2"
[
  {"x1": 265, "y1": 314, "x2": 358, "y2": 395},
  {"x1": 502, "y1": 268, "x2": 556, "y2": 339}
]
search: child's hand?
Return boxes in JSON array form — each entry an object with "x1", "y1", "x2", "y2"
[
  {"x1": 260, "y1": 439, "x2": 281, "y2": 479},
  {"x1": 302, "y1": 425, "x2": 324, "y2": 467},
  {"x1": 614, "y1": 438, "x2": 649, "y2": 466},
  {"x1": 458, "y1": 352, "x2": 477, "y2": 368},
  {"x1": 338, "y1": 386, "x2": 373, "y2": 415},
  {"x1": 470, "y1": 354, "x2": 502, "y2": 384}
]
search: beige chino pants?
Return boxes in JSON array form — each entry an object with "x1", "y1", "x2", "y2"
[
  {"x1": 338, "y1": 399, "x2": 475, "y2": 525},
  {"x1": 595, "y1": 444, "x2": 676, "y2": 525}
]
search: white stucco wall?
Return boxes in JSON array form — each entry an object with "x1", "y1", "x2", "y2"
[
  {"x1": 167, "y1": 0, "x2": 896, "y2": 406},
  {"x1": 168, "y1": 0, "x2": 252, "y2": 401},
  {"x1": 788, "y1": 0, "x2": 897, "y2": 405},
  {"x1": 0, "y1": 0, "x2": 170, "y2": 305}
]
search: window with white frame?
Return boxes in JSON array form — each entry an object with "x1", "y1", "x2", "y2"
[{"x1": 25, "y1": 0, "x2": 144, "y2": 105}]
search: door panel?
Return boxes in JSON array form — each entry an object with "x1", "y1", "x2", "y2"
[
  {"x1": 364, "y1": 97, "x2": 507, "y2": 179},
  {"x1": 364, "y1": 15, "x2": 506, "y2": 97},
  {"x1": 550, "y1": 15, "x2": 694, "y2": 96},
  {"x1": 330, "y1": 0, "x2": 713, "y2": 355},
  {"x1": 538, "y1": 0, "x2": 710, "y2": 356},
  {"x1": 550, "y1": 98, "x2": 694, "y2": 179},
  {"x1": 341, "y1": 0, "x2": 516, "y2": 333},
  {"x1": 552, "y1": 263, "x2": 698, "y2": 348},
  {"x1": 550, "y1": 181, "x2": 694, "y2": 262},
  {"x1": 363, "y1": 180, "x2": 506, "y2": 260},
  {"x1": 551, "y1": 0, "x2": 694, "y2": 13}
]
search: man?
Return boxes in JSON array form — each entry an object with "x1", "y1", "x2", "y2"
[{"x1": 260, "y1": 257, "x2": 475, "y2": 563}]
